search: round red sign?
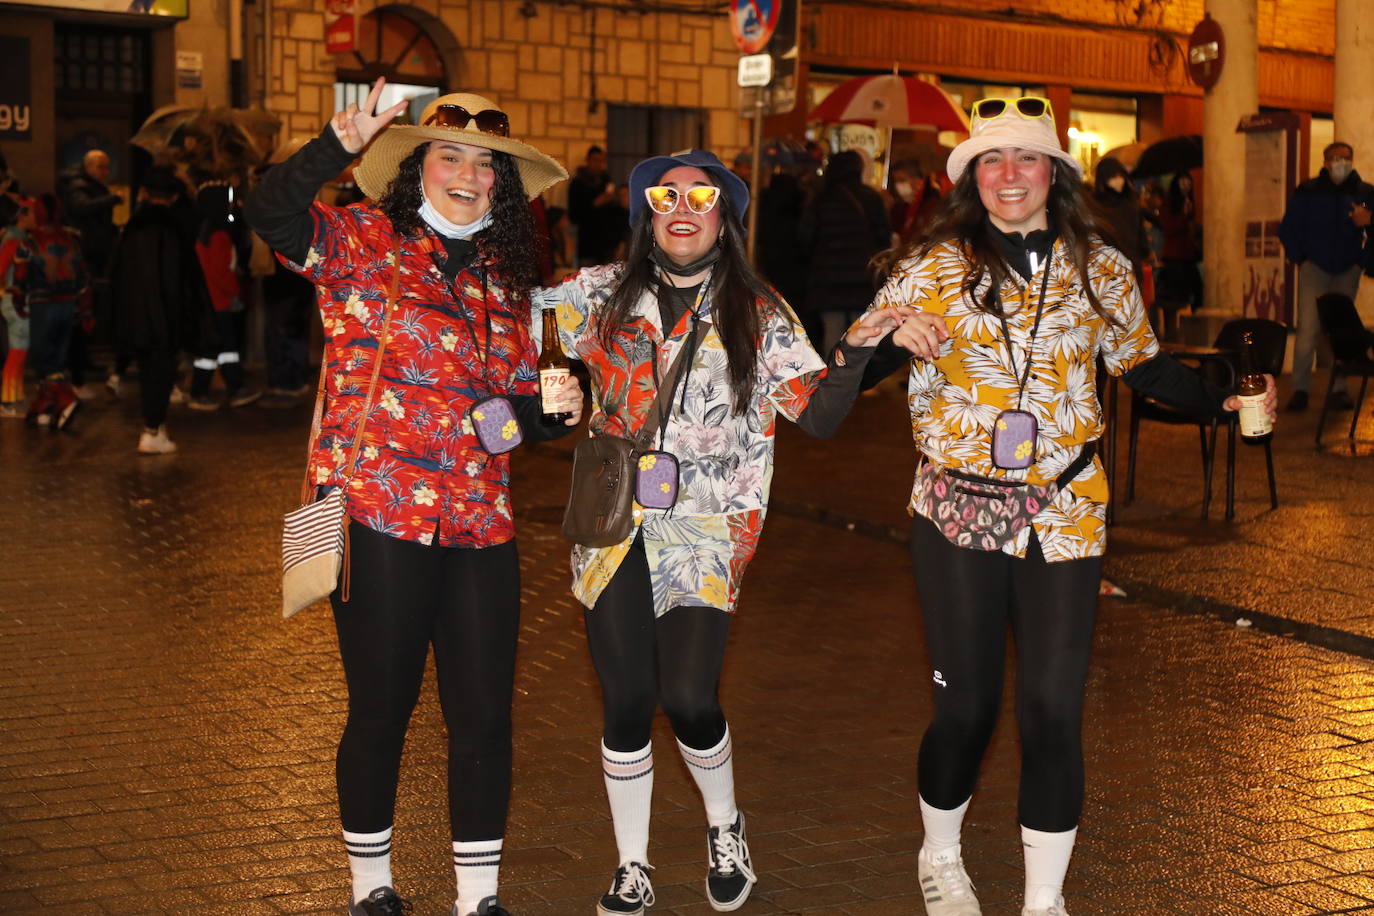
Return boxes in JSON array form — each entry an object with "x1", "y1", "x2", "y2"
[
  {"x1": 1187, "y1": 14, "x2": 1226, "y2": 90},
  {"x1": 730, "y1": 0, "x2": 780, "y2": 55}
]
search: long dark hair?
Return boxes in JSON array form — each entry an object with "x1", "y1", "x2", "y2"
[
  {"x1": 377, "y1": 142, "x2": 542, "y2": 297},
  {"x1": 598, "y1": 190, "x2": 781, "y2": 415},
  {"x1": 879, "y1": 156, "x2": 1117, "y2": 324}
]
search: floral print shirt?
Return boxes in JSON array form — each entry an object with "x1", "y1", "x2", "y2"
[
  {"x1": 534, "y1": 264, "x2": 825, "y2": 614},
  {"x1": 286, "y1": 202, "x2": 539, "y2": 548},
  {"x1": 868, "y1": 237, "x2": 1158, "y2": 561}
]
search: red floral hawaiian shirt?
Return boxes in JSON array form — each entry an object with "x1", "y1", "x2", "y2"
[{"x1": 286, "y1": 202, "x2": 539, "y2": 548}]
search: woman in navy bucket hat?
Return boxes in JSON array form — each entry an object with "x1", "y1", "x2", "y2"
[{"x1": 535, "y1": 149, "x2": 910, "y2": 914}]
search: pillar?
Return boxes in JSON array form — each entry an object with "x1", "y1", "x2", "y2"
[
  {"x1": 1202, "y1": 0, "x2": 1258, "y2": 321},
  {"x1": 1335, "y1": 0, "x2": 1374, "y2": 322}
]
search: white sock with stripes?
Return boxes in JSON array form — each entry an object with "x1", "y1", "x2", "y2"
[
  {"x1": 1022, "y1": 824, "x2": 1077, "y2": 909},
  {"x1": 677, "y1": 726, "x2": 737, "y2": 829},
  {"x1": 343, "y1": 827, "x2": 393, "y2": 904},
  {"x1": 453, "y1": 837, "x2": 503, "y2": 914},
  {"x1": 919, "y1": 796, "x2": 970, "y2": 862},
  {"x1": 602, "y1": 740, "x2": 654, "y2": 865}
]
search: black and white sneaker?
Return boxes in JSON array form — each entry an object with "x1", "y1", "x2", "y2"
[
  {"x1": 451, "y1": 895, "x2": 511, "y2": 916},
  {"x1": 596, "y1": 861, "x2": 655, "y2": 915},
  {"x1": 705, "y1": 812, "x2": 757, "y2": 912},
  {"x1": 348, "y1": 886, "x2": 413, "y2": 916}
]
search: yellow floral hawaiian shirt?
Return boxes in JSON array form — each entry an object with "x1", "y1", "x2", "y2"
[
  {"x1": 868, "y1": 237, "x2": 1159, "y2": 561},
  {"x1": 534, "y1": 264, "x2": 826, "y2": 615}
]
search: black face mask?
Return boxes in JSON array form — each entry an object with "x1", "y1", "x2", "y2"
[{"x1": 649, "y1": 242, "x2": 722, "y2": 277}]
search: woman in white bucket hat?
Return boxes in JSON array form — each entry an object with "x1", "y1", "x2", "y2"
[
  {"x1": 246, "y1": 79, "x2": 580, "y2": 916},
  {"x1": 861, "y1": 96, "x2": 1275, "y2": 916}
]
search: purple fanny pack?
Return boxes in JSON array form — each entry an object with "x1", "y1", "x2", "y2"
[
  {"x1": 468, "y1": 396, "x2": 523, "y2": 455},
  {"x1": 635, "y1": 450, "x2": 679, "y2": 509}
]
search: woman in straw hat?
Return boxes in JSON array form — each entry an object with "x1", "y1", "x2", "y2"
[
  {"x1": 535, "y1": 150, "x2": 909, "y2": 915},
  {"x1": 246, "y1": 78, "x2": 581, "y2": 916},
  {"x1": 862, "y1": 97, "x2": 1275, "y2": 916}
]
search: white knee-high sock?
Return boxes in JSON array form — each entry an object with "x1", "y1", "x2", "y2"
[
  {"x1": 1022, "y1": 824, "x2": 1077, "y2": 909},
  {"x1": 677, "y1": 726, "x2": 737, "y2": 829},
  {"x1": 602, "y1": 740, "x2": 654, "y2": 865},
  {"x1": 343, "y1": 827, "x2": 393, "y2": 904},
  {"x1": 453, "y1": 838, "x2": 502, "y2": 914},
  {"x1": 919, "y1": 796, "x2": 971, "y2": 862}
]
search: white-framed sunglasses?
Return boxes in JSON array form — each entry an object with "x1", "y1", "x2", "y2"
[{"x1": 643, "y1": 184, "x2": 721, "y2": 215}]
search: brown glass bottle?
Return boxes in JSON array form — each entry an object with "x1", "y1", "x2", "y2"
[
  {"x1": 538, "y1": 306, "x2": 573, "y2": 424},
  {"x1": 1236, "y1": 330, "x2": 1272, "y2": 444}
]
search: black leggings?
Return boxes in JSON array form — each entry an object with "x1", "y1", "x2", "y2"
[
  {"x1": 330, "y1": 521, "x2": 521, "y2": 841},
  {"x1": 910, "y1": 516, "x2": 1101, "y2": 833},
  {"x1": 586, "y1": 536, "x2": 732, "y2": 752}
]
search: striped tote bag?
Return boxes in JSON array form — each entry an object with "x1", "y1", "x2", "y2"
[{"x1": 281, "y1": 488, "x2": 347, "y2": 618}]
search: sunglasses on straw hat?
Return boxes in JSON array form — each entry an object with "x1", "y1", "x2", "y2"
[
  {"x1": 971, "y1": 96, "x2": 1054, "y2": 124},
  {"x1": 643, "y1": 185, "x2": 721, "y2": 215},
  {"x1": 423, "y1": 104, "x2": 510, "y2": 137}
]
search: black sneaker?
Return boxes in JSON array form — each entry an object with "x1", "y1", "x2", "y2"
[
  {"x1": 1327, "y1": 391, "x2": 1355, "y2": 410},
  {"x1": 705, "y1": 813, "x2": 757, "y2": 912},
  {"x1": 597, "y1": 861, "x2": 655, "y2": 915},
  {"x1": 349, "y1": 886, "x2": 413, "y2": 916},
  {"x1": 451, "y1": 896, "x2": 511, "y2": 916},
  {"x1": 1285, "y1": 390, "x2": 1308, "y2": 412}
]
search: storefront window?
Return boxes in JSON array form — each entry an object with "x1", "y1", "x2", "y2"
[{"x1": 1067, "y1": 93, "x2": 1138, "y2": 177}]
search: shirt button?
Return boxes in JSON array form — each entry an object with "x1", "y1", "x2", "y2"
[{"x1": 633, "y1": 509, "x2": 642, "y2": 519}]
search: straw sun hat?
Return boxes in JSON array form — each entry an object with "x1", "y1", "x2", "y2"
[{"x1": 353, "y1": 92, "x2": 568, "y2": 202}]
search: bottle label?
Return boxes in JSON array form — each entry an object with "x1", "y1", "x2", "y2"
[
  {"x1": 1237, "y1": 393, "x2": 1271, "y2": 437},
  {"x1": 539, "y1": 367, "x2": 570, "y2": 413}
]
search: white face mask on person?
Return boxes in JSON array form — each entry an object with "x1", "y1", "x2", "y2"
[
  {"x1": 418, "y1": 180, "x2": 494, "y2": 239},
  {"x1": 894, "y1": 181, "x2": 916, "y2": 203},
  {"x1": 1328, "y1": 159, "x2": 1353, "y2": 184}
]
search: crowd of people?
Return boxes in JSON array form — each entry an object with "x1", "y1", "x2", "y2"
[{"x1": 18, "y1": 76, "x2": 1374, "y2": 916}]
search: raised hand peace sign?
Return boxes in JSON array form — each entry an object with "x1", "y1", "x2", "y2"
[{"x1": 330, "y1": 77, "x2": 410, "y2": 155}]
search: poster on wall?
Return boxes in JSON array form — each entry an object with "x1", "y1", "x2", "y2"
[
  {"x1": 1240, "y1": 113, "x2": 1299, "y2": 325},
  {"x1": 325, "y1": 0, "x2": 358, "y2": 54},
  {"x1": 0, "y1": 35, "x2": 31, "y2": 141}
]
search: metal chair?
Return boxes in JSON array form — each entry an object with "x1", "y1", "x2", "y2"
[
  {"x1": 1314, "y1": 293, "x2": 1374, "y2": 447},
  {"x1": 1125, "y1": 318, "x2": 1283, "y2": 519}
]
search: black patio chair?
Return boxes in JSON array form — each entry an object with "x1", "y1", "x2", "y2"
[
  {"x1": 1125, "y1": 318, "x2": 1283, "y2": 519},
  {"x1": 1314, "y1": 293, "x2": 1374, "y2": 447}
]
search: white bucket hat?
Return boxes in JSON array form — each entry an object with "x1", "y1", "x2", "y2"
[
  {"x1": 354, "y1": 91, "x2": 567, "y2": 202},
  {"x1": 946, "y1": 97, "x2": 1082, "y2": 184}
]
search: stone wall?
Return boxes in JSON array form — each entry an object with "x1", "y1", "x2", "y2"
[{"x1": 258, "y1": 0, "x2": 751, "y2": 205}]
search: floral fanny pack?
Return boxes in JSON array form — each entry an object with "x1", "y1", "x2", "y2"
[{"x1": 915, "y1": 442, "x2": 1097, "y2": 552}]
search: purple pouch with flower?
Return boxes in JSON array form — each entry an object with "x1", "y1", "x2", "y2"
[
  {"x1": 991, "y1": 409, "x2": 1037, "y2": 470},
  {"x1": 469, "y1": 395, "x2": 523, "y2": 455},
  {"x1": 634, "y1": 450, "x2": 679, "y2": 509}
]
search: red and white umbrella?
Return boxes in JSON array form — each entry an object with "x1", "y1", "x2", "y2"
[
  {"x1": 807, "y1": 74, "x2": 968, "y2": 183},
  {"x1": 807, "y1": 74, "x2": 970, "y2": 133}
]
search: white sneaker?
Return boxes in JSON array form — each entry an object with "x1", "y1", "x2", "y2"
[
  {"x1": 1022, "y1": 900, "x2": 1069, "y2": 916},
  {"x1": 918, "y1": 847, "x2": 980, "y2": 915},
  {"x1": 137, "y1": 426, "x2": 178, "y2": 454},
  {"x1": 105, "y1": 374, "x2": 122, "y2": 397},
  {"x1": 169, "y1": 385, "x2": 187, "y2": 405}
]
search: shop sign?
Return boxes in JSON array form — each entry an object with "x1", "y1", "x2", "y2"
[
  {"x1": 730, "y1": 0, "x2": 780, "y2": 55},
  {"x1": 0, "y1": 35, "x2": 31, "y2": 140},
  {"x1": 1187, "y1": 14, "x2": 1225, "y2": 90},
  {"x1": 325, "y1": 0, "x2": 359, "y2": 54}
]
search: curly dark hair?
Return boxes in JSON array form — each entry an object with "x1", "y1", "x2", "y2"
[
  {"x1": 377, "y1": 142, "x2": 542, "y2": 298},
  {"x1": 598, "y1": 189, "x2": 783, "y2": 415},
  {"x1": 877, "y1": 155, "x2": 1119, "y2": 325}
]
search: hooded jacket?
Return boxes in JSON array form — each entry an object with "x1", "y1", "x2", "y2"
[
  {"x1": 1092, "y1": 157, "x2": 1149, "y2": 273},
  {"x1": 1278, "y1": 168, "x2": 1374, "y2": 275}
]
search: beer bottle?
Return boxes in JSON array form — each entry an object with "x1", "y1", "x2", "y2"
[
  {"x1": 538, "y1": 306, "x2": 573, "y2": 424},
  {"x1": 1236, "y1": 330, "x2": 1272, "y2": 444}
]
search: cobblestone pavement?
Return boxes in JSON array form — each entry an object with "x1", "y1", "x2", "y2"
[{"x1": 4, "y1": 376, "x2": 1374, "y2": 915}]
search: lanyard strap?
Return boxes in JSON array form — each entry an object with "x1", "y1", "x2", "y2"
[
  {"x1": 453, "y1": 268, "x2": 495, "y2": 392},
  {"x1": 647, "y1": 275, "x2": 712, "y2": 449},
  {"x1": 995, "y1": 259, "x2": 1052, "y2": 410}
]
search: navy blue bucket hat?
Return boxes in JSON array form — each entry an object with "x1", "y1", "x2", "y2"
[{"x1": 628, "y1": 149, "x2": 750, "y2": 226}]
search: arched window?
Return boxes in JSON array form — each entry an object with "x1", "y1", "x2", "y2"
[{"x1": 334, "y1": 7, "x2": 447, "y2": 124}]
